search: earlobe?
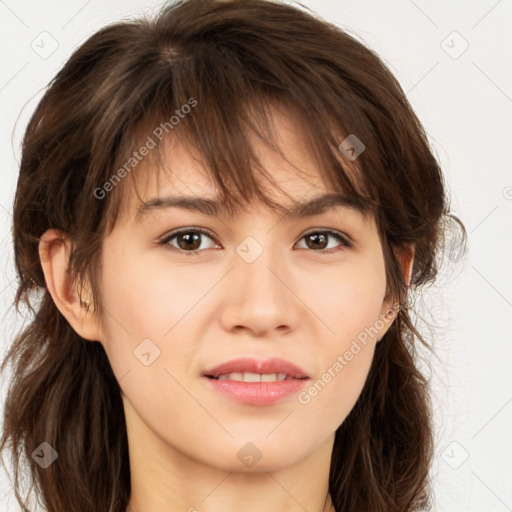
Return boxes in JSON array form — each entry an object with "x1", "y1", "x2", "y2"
[{"x1": 38, "y1": 229, "x2": 103, "y2": 342}]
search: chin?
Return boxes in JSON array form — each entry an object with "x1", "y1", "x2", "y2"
[{"x1": 220, "y1": 438, "x2": 316, "y2": 473}]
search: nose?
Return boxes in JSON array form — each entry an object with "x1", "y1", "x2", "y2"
[{"x1": 218, "y1": 241, "x2": 300, "y2": 338}]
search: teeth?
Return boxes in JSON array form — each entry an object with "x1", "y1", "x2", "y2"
[
  {"x1": 218, "y1": 372, "x2": 243, "y2": 381},
  {"x1": 216, "y1": 372, "x2": 289, "y2": 382},
  {"x1": 243, "y1": 372, "x2": 261, "y2": 382}
]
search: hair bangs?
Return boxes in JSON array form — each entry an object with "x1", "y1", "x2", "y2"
[{"x1": 105, "y1": 69, "x2": 376, "y2": 232}]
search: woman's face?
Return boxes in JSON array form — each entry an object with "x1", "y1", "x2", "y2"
[{"x1": 96, "y1": 107, "x2": 399, "y2": 473}]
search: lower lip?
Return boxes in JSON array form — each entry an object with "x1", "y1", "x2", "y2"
[{"x1": 204, "y1": 377, "x2": 308, "y2": 405}]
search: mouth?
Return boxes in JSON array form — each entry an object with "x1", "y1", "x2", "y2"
[
  {"x1": 202, "y1": 356, "x2": 310, "y2": 380},
  {"x1": 202, "y1": 357, "x2": 310, "y2": 405},
  {"x1": 206, "y1": 372, "x2": 305, "y2": 382}
]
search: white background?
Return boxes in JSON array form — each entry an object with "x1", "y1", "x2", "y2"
[{"x1": 1, "y1": 1, "x2": 511, "y2": 511}]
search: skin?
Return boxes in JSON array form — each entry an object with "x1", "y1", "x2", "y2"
[{"x1": 39, "y1": 106, "x2": 413, "y2": 512}]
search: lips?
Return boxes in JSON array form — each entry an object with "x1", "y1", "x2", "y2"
[
  {"x1": 203, "y1": 357, "x2": 309, "y2": 380},
  {"x1": 202, "y1": 357, "x2": 310, "y2": 405}
]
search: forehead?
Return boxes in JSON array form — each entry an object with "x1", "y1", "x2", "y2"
[{"x1": 117, "y1": 105, "x2": 371, "y2": 225}]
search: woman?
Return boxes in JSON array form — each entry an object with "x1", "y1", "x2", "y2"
[{"x1": 0, "y1": 0, "x2": 466, "y2": 511}]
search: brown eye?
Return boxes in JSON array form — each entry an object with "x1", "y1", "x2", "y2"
[
  {"x1": 296, "y1": 230, "x2": 351, "y2": 252},
  {"x1": 159, "y1": 228, "x2": 218, "y2": 255}
]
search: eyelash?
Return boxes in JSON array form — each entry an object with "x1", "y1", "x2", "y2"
[{"x1": 157, "y1": 227, "x2": 352, "y2": 256}]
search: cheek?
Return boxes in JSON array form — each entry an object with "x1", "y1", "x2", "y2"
[
  {"x1": 298, "y1": 310, "x2": 379, "y2": 435},
  {"x1": 101, "y1": 237, "x2": 191, "y2": 333},
  {"x1": 300, "y1": 251, "x2": 387, "y2": 343},
  {"x1": 97, "y1": 245, "x2": 168, "y2": 377},
  {"x1": 298, "y1": 254, "x2": 386, "y2": 423},
  {"x1": 312, "y1": 339, "x2": 376, "y2": 421},
  {"x1": 97, "y1": 246, "x2": 212, "y2": 388}
]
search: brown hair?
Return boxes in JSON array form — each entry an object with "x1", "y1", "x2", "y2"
[{"x1": 1, "y1": 1, "x2": 466, "y2": 511}]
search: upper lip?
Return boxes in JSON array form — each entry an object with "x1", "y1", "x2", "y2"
[{"x1": 203, "y1": 357, "x2": 310, "y2": 379}]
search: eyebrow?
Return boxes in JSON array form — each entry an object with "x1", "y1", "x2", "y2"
[{"x1": 135, "y1": 193, "x2": 371, "y2": 221}]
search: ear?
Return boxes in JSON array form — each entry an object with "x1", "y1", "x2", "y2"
[
  {"x1": 399, "y1": 243, "x2": 415, "y2": 287},
  {"x1": 38, "y1": 228, "x2": 104, "y2": 342},
  {"x1": 377, "y1": 243, "x2": 415, "y2": 342}
]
